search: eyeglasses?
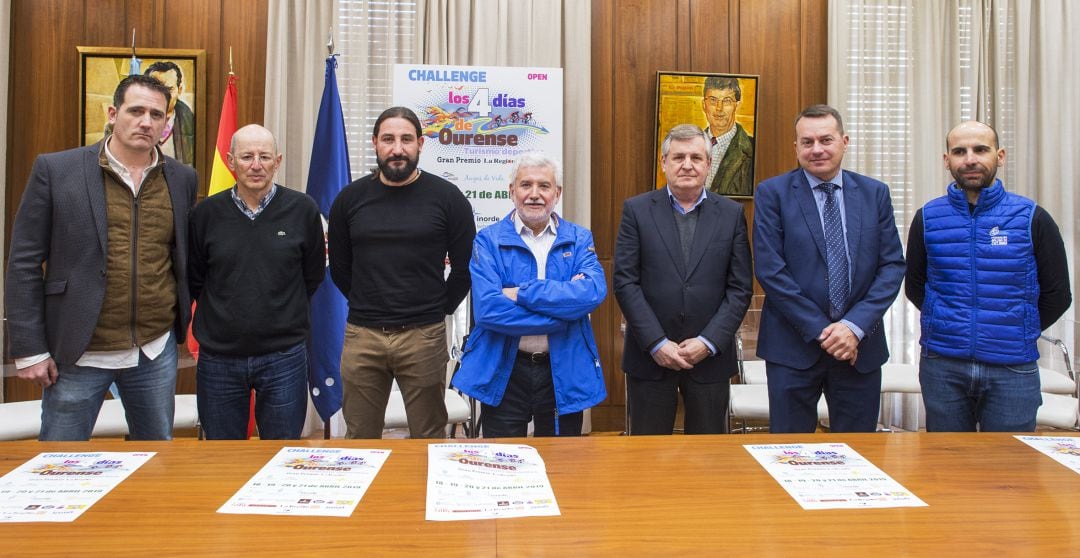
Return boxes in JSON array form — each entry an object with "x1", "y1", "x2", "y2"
[
  {"x1": 705, "y1": 96, "x2": 737, "y2": 109},
  {"x1": 233, "y1": 154, "x2": 276, "y2": 166}
]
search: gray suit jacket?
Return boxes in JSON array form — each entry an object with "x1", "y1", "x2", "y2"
[
  {"x1": 5, "y1": 142, "x2": 197, "y2": 364},
  {"x1": 613, "y1": 188, "x2": 754, "y2": 382}
]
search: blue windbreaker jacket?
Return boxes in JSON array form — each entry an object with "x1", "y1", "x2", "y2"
[{"x1": 452, "y1": 212, "x2": 607, "y2": 416}]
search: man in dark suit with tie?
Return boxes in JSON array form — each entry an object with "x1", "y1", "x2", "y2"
[
  {"x1": 614, "y1": 124, "x2": 753, "y2": 435},
  {"x1": 753, "y1": 104, "x2": 905, "y2": 433},
  {"x1": 5, "y1": 75, "x2": 197, "y2": 440}
]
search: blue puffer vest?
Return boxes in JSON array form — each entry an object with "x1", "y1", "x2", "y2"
[{"x1": 920, "y1": 180, "x2": 1040, "y2": 364}]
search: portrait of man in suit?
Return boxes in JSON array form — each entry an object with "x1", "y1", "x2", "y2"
[
  {"x1": 653, "y1": 72, "x2": 757, "y2": 198},
  {"x1": 701, "y1": 75, "x2": 754, "y2": 197},
  {"x1": 614, "y1": 123, "x2": 753, "y2": 435},
  {"x1": 753, "y1": 104, "x2": 905, "y2": 434},
  {"x1": 145, "y1": 61, "x2": 196, "y2": 166}
]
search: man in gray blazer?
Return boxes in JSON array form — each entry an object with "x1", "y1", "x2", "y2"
[
  {"x1": 5, "y1": 74, "x2": 197, "y2": 441},
  {"x1": 614, "y1": 124, "x2": 753, "y2": 434}
]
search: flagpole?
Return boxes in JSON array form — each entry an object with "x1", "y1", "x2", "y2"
[{"x1": 128, "y1": 28, "x2": 141, "y2": 76}]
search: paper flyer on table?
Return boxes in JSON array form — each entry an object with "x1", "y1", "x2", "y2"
[
  {"x1": 1015, "y1": 435, "x2": 1080, "y2": 474},
  {"x1": 426, "y1": 443, "x2": 560, "y2": 521},
  {"x1": 218, "y1": 447, "x2": 390, "y2": 517},
  {"x1": 0, "y1": 452, "x2": 156, "y2": 523},
  {"x1": 744, "y1": 443, "x2": 927, "y2": 510}
]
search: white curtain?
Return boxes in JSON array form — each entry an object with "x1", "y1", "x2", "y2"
[
  {"x1": 1, "y1": 0, "x2": 10, "y2": 402},
  {"x1": 263, "y1": 0, "x2": 341, "y2": 193},
  {"x1": 829, "y1": 0, "x2": 1079, "y2": 364},
  {"x1": 416, "y1": 0, "x2": 592, "y2": 226}
]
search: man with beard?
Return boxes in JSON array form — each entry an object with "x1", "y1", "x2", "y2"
[
  {"x1": 905, "y1": 120, "x2": 1071, "y2": 432},
  {"x1": 452, "y1": 152, "x2": 607, "y2": 437},
  {"x1": 328, "y1": 106, "x2": 476, "y2": 438}
]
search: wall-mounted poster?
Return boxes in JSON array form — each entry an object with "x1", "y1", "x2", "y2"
[
  {"x1": 654, "y1": 72, "x2": 759, "y2": 198},
  {"x1": 393, "y1": 64, "x2": 563, "y2": 230},
  {"x1": 78, "y1": 46, "x2": 206, "y2": 174}
]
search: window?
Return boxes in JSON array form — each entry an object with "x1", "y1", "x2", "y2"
[{"x1": 337, "y1": 1, "x2": 419, "y2": 175}]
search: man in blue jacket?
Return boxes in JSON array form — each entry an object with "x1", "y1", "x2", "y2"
[
  {"x1": 453, "y1": 152, "x2": 607, "y2": 437},
  {"x1": 905, "y1": 121, "x2": 1071, "y2": 432}
]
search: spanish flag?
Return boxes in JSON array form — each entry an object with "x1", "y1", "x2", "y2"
[
  {"x1": 187, "y1": 73, "x2": 238, "y2": 360},
  {"x1": 208, "y1": 73, "x2": 239, "y2": 195}
]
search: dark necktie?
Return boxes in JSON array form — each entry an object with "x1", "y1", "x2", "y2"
[
  {"x1": 817, "y1": 183, "x2": 849, "y2": 320},
  {"x1": 710, "y1": 136, "x2": 718, "y2": 146}
]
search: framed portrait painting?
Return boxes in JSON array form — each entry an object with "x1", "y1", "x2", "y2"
[
  {"x1": 653, "y1": 72, "x2": 759, "y2": 198},
  {"x1": 77, "y1": 46, "x2": 206, "y2": 173}
]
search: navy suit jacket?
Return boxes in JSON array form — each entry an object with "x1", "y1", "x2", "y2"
[
  {"x1": 5, "y1": 142, "x2": 197, "y2": 364},
  {"x1": 752, "y1": 168, "x2": 904, "y2": 373},
  {"x1": 614, "y1": 188, "x2": 753, "y2": 382}
]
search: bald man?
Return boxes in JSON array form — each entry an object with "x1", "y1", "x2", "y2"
[
  {"x1": 905, "y1": 120, "x2": 1071, "y2": 432},
  {"x1": 188, "y1": 124, "x2": 325, "y2": 439}
]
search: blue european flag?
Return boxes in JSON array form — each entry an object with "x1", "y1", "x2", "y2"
[{"x1": 306, "y1": 55, "x2": 352, "y2": 421}]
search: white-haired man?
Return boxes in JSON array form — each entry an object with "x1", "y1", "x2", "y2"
[{"x1": 452, "y1": 152, "x2": 607, "y2": 437}]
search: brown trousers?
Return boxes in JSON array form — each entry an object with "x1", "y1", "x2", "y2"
[{"x1": 340, "y1": 322, "x2": 449, "y2": 438}]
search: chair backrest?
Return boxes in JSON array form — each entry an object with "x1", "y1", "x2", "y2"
[
  {"x1": 1036, "y1": 335, "x2": 1079, "y2": 431},
  {"x1": 1039, "y1": 334, "x2": 1077, "y2": 397}
]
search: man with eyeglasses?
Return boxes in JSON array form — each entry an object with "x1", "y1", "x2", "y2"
[
  {"x1": 188, "y1": 124, "x2": 325, "y2": 439},
  {"x1": 701, "y1": 75, "x2": 754, "y2": 197}
]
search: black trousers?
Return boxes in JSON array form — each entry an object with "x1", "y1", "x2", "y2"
[
  {"x1": 626, "y1": 371, "x2": 730, "y2": 435},
  {"x1": 481, "y1": 352, "x2": 584, "y2": 437}
]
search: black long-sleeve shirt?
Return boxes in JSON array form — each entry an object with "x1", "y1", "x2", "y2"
[
  {"x1": 905, "y1": 204, "x2": 1072, "y2": 330},
  {"x1": 327, "y1": 171, "x2": 476, "y2": 327}
]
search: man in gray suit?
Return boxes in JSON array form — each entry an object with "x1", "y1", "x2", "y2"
[
  {"x1": 5, "y1": 74, "x2": 197, "y2": 440},
  {"x1": 614, "y1": 124, "x2": 753, "y2": 434}
]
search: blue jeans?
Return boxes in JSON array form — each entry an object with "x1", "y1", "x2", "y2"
[
  {"x1": 196, "y1": 342, "x2": 309, "y2": 439},
  {"x1": 481, "y1": 352, "x2": 583, "y2": 438},
  {"x1": 920, "y1": 351, "x2": 1042, "y2": 432},
  {"x1": 40, "y1": 332, "x2": 178, "y2": 441}
]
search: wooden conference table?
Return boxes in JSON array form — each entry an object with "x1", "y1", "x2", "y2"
[{"x1": 1, "y1": 433, "x2": 1078, "y2": 557}]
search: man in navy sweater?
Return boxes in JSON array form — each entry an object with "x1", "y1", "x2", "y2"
[{"x1": 188, "y1": 124, "x2": 325, "y2": 439}]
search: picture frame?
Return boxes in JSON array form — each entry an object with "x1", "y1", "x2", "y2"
[
  {"x1": 77, "y1": 46, "x2": 206, "y2": 174},
  {"x1": 653, "y1": 72, "x2": 759, "y2": 198}
]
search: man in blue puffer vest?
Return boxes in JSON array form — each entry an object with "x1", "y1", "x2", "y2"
[
  {"x1": 905, "y1": 121, "x2": 1071, "y2": 432},
  {"x1": 453, "y1": 152, "x2": 606, "y2": 437}
]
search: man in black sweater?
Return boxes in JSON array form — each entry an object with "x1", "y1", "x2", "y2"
[
  {"x1": 188, "y1": 124, "x2": 325, "y2": 439},
  {"x1": 328, "y1": 107, "x2": 476, "y2": 439}
]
